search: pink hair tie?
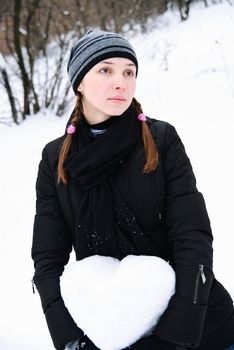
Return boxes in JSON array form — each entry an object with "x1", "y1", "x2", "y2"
[
  {"x1": 67, "y1": 124, "x2": 76, "y2": 134},
  {"x1": 137, "y1": 113, "x2": 147, "y2": 122}
]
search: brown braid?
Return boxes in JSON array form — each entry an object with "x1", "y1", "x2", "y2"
[
  {"x1": 131, "y1": 97, "x2": 158, "y2": 173},
  {"x1": 57, "y1": 93, "x2": 83, "y2": 184}
]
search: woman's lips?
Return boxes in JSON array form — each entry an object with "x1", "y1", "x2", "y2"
[{"x1": 108, "y1": 96, "x2": 126, "y2": 102}]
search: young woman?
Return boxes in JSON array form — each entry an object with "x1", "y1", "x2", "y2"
[{"x1": 31, "y1": 30, "x2": 234, "y2": 350}]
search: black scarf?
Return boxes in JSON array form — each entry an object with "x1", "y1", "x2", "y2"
[{"x1": 65, "y1": 106, "x2": 152, "y2": 260}]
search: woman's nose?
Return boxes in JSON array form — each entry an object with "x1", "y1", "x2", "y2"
[{"x1": 112, "y1": 75, "x2": 126, "y2": 90}]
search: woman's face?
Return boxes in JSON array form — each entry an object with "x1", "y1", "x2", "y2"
[{"x1": 78, "y1": 57, "x2": 137, "y2": 124}]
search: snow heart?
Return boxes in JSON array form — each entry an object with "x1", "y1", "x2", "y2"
[{"x1": 61, "y1": 255, "x2": 175, "y2": 350}]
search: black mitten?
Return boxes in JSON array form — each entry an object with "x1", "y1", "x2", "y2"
[{"x1": 45, "y1": 298, "x2": 83, "y2": 350}]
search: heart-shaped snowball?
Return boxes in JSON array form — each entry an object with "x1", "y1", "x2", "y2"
[{"x1": 61, "y1": 255, "x2": 175, "y2": 350}]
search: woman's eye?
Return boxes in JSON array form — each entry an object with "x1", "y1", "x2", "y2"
[
  {"x1": 125, "y1": 70, "x2": 135, "y2": 77},
  {"x1": 99, "y1": 68, "x2": 110, "y2": 74}
]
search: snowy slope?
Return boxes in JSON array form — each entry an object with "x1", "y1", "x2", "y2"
[{"x1": 0, "y1": 2, "x2": 234, "y2": 349}]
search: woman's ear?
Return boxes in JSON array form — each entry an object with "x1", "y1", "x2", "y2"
[{"x1": 77, "y1": 83, "x2": 83, "y2": 93}]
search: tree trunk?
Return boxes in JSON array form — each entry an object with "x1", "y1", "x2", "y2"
[
  {"x1": 13, "y1": 0, "x2": 31, "y2": 118},
  {"x1": 0, "y1": 67, "x2": 19, "y2": 124}
]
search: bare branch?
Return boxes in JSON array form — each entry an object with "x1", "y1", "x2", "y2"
[{"x1": 0, "y1": 66, "x2": 18, "y2": 124}]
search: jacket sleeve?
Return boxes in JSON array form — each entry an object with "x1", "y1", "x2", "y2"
[
  {"x1": 154, "y1": 123, "x2": 214, "y2": 347},
  {"x1": 31, "y1": 145, "x2": 83, "y2": 350}
]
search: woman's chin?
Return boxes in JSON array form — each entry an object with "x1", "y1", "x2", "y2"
[{"x1": 106, "y1": 103, "x2": 131, "y2": 116}]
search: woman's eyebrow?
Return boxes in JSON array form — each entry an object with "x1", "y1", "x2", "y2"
[{"x1": 98, "y1": 61, "x2": 136, "y2": 67}]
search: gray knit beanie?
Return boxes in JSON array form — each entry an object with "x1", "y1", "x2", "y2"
[{"x1": 67, "y1": 29, "x2": 138, "y2": 94}]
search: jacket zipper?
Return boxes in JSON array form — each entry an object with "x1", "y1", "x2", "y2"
[
  {"x1": 31, "y1": 278, "x2": 35, "y2": 294},
  {"x1": 193, "y1": 264, "x2": 206, "y2": 304}
]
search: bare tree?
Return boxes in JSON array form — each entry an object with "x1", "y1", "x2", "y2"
[
  {"x1": 0, "y1": 0, "x2": 78, "y2": 123},
  {"x1": 0, "y1": 64, "x2": 18, "y2": 124}
]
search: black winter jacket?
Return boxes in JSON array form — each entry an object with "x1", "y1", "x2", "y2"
[{"x1": 32, "y1": 118, "x2": 234, "y2": 350}]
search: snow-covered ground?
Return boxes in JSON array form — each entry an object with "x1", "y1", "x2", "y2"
[{"x1": 0, "y1": 2, "x2": 234, "y2": 349}]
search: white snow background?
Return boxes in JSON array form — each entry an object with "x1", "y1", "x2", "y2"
[{"x1": 0, "y1": 2, "x2": 234, "y2": 349}]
